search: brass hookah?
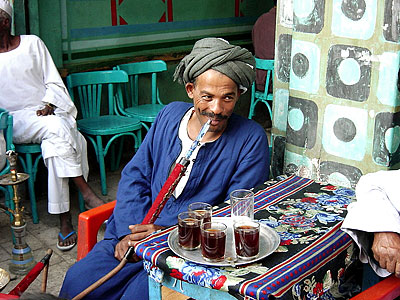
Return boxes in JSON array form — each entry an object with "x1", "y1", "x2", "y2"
[{"x1": 0, "y1": 150, "x2": 36, "y2": 275}]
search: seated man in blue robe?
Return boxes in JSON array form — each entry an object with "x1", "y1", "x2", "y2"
[{"x1": 60, "y1": 37, "x2": 270, "y2": 300}]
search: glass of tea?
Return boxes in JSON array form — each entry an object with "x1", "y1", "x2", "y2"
[
  {"x1": 200, "y1": 222, "x2": 227, "y2": 262},
  {"x1": 178, "y1": 211, "x2": 202, "y2": 250},
  {"x1": 230, "y1": 189, "x2": 254, "y2": 221},
  {"x1": 188, "y1": 202, "x2": 212, "y2": 224},
  {"x1": 233, "y1": 220, "x2": 260, "y2": 260}
]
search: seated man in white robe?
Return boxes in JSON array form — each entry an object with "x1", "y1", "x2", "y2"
[
  {"x1": 342, "y1": 170, "x2": 400, "y2": 279},
  {"x1": 0, "y1": 0, "x2": 104, "y2": 251}
]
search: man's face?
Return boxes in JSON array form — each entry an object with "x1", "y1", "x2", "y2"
[{"x1": 185, "y1": 69, "x2": 241, "y2": 134}]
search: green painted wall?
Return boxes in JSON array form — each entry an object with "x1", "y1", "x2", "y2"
[
  {"x1": 15, "y1": 0, "x2": 272, "y2": 71},
  {"x1": 13, "y1": 0, "x2": 272, "y2": 117}
]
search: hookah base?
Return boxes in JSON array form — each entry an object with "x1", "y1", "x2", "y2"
[{"x1": 9, "y1": 246, "x2": 36, "y2": 275}]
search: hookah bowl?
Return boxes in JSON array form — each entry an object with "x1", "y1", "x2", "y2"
[{"x1": 0, "y1": 151, "x2": 36, "y2": 275}]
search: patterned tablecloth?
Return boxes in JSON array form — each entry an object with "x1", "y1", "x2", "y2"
[{"x1": 135, "y1": 175, "x2": 362, "y2": 300}]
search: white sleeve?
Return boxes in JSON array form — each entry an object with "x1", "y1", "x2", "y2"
[
  {"x1": 341, "y1": 170, "x2": 400, "y2": 277},
  {"x1": 36, "y1": 37, "x2": 77, "y2": 118}
]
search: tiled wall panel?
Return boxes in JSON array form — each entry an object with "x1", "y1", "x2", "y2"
[{"x1": 271, "y1": 0, "x2": 400, "y2": 188}]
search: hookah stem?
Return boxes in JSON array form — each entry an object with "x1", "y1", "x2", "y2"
[
  {"x1": 72, "y1": 120, "x2": 211, "y2": 300},
  {"x1": 41, "y1": 249, "x2": 53, "y2": 293}
]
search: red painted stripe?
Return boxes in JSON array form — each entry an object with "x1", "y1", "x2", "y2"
[
  {"x1": 167, "y1": 0, "x2": 173, "y2": 21},
  {"x1": 235, "y1": 0, "x2": 240, "y2": 17},
  {"x1": 111, "y1": 0, "x2": 117, "y2": 26},
  {"x1": 119, "y1": 16, "x2": 128, "y2": 25},
  {"x1": 159, "y1": 12, "x2": 166, "y2": 22}
]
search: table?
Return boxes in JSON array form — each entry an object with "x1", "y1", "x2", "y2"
[{"x1": 134, "y1": 175, "x2": 361, "y2": 299}]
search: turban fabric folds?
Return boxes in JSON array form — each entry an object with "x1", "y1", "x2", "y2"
[{"x1": 173, "y1": 38, "x2": 255, "y2": 92}]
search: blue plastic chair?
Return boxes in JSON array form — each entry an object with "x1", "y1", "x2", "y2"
[
  {"x1": 67, "y1": 70, "x2": 142, "y2": 196},
  {"x1": 114, "y1": 60, "x2": 167, "y2": 132},
  {"x1": 248, "y1": 58, "x2": 274, "y2": 121},
  {"x1": 0, "y1": 109, "x2": 14, "y2": 210}
]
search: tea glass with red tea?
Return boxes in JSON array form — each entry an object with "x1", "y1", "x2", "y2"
[
  {"x1": 200, "y1": 222, "x2": 227, "y2": 262},
  {"x1": 230, "y1": 189, "x2": 254, "y2": 222},
  {"x1": 188, "y1": 202, "x2": 212, "y2": 224},
  {"x1": 233, "y1": 220, "x2": 260, "y2": 260},
  {"x1": 178, "y1": 211, "x2": 202, "y2": 250}
]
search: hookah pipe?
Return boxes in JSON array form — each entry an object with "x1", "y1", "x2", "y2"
[{"x1": 73, "y1": 119, "x2": 211, "y2": 300}]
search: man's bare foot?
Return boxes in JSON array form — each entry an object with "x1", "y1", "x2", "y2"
[
  {"x1": 72, "y1": 176, "x2": 105, "y2": 209},
  {"x1": 58, "y1": 212, "x2": 77, "y2": 251},
  {"x1": 82, "y1": 188, "x2": 105, "y2": 210}
]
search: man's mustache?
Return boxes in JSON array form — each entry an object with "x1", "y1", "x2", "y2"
[{"x1": 200, "y1": 111, "x2": 228, "y2": 120}]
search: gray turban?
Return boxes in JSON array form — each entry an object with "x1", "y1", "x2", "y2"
[{"x1": 173, "y1": 38, "x2": 255, "y2": 92}]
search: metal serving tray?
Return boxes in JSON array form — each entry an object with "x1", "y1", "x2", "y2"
[{"x1": 168, "y1": 217, "x2": 280, "y2": 267}]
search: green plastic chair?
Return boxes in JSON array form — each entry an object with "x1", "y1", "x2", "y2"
[
  {"x1": 14, "y1": 143, "x2": 42, "y2": 223},
  {"x1": 248, "y1": 58, "x2": 274, "y2": 162},
  {"x1": 15, "y1": 141, "x2": 86, "y2": 223},
  {"x1": 0, "y1": 109, "x2": 15, "y2": 211},
  {"x1": 248, "y1": 58, "x2": 274, "y2": 121},
  {"x1": 67, "y1": 70, "x2": 142, "y2": 196},
  {"x1": 114, "y1": 60, "x2": 167, "y2": 132}
]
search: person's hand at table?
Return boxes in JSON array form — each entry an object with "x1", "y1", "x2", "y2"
[
  {"x1": 372, "y1": 232, "x2": 400, "y2": 277},
  {"x1": 115, "y1": 224, "x2": 164, "y2": 262}
]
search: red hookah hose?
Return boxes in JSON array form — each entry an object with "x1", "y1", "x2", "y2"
[{"x1": 142, "y1": 158, "x2": 188, "y2": 224}]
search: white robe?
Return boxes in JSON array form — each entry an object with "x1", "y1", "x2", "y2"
[
  {"x1": 341, "y1": 169, "x2": 400, "y2": 277},
  {"x1": 0, "y1": 35, "x2": 88, "y2": 214}
]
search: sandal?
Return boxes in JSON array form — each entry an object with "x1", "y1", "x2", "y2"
[{"x1": 57, "y1": 231, "x2": 77, "y2": 251}]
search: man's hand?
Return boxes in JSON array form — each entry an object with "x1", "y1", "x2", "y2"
[
  {"x1": 114, "y1": 224, "x2": 164, "y2": 262},
  {"x1": 372, "y1": 232, "x2": 400, "y2": 277},
  {"x1": 36, "y1": 104, "x2": 55, "y2": 116}
]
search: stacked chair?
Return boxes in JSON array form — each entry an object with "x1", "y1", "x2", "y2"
[{"x1": 114, "y1": 60, "x2": 167, "y2": 131}]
